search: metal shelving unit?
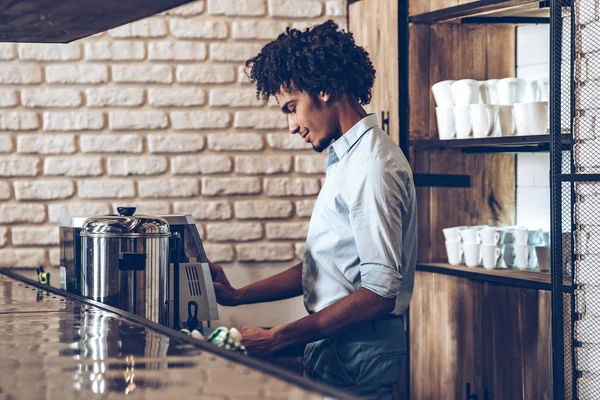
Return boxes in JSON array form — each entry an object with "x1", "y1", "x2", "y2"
[
  {"x1": 399, "y1": 0, "x2": 589, "y2": 398},
  {"x1": 551, "y1": 1, "x2": 600, "y2": 399},
  {"x1": 411, "y1": 134, "x2": 559, "y2": 153}
]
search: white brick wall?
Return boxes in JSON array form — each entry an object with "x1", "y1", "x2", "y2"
[
  {"x1": 0, "y1": 0, "x2": 346, "y2": 327},
  {"x1": 516, "y1": 25, "x2": 550, "y2": 230}
]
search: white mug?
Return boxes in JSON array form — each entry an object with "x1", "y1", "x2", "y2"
[
  {"x1": 513, "y1": 103, "x2": 529, "y2": 135},
  {"x1": 501, "y1": 244, "x2": 516, "y2": 268},
  {"x1": 497, "y1": 227, "x2": 515, "y2": 244},
  {"x1": 478, "y1": 227, "x2": 502, "y2": 245},
  {"x1": 538, "y1": 78, "x2": 549, "y2": 102},
  {"x1": 445, "y1": 241, "x2": 463, "y2": 266},
  {"x1": 515, "y1": 244, "x2": 537, "y2": 270},
  {"x1": 463, "y1": 243, "x2": 482, "y2": 268},
  {"x1": 432, "y1": 80, "x2": 456, "y2": 107},
  {"x1": 497, "y1": 77, "x2": 526, "y2": 105},
  {"x1": 454, "y1": 107, "x2": 472, "y2": 138},
  {"x1": 471, "y1": 104, "x2": 498, "y2": 138},
  {"x1": 528, "y1": 101, "x2": 549, "y2": 135},
  {"x1": 535, "y1": 246, "x2": 551, "y2": 271},
  {"x1": 436, "y1": 107, "x2": 456, "y2": 139},
  {"x1": 451, "y1": 79, "x2": 480, "y2": 107},
  {"x1": 480, "y1": 79, "x2": 499, "y2": 105},
  {"x1": 482, "y1": 244, "x2": 502, "y2": 270},
  {"x1": 443, "y1": 226, "x2": 466, "y2": 242},
  {"x1": 524, "y1": 79, "x2": 540, "y2": 102},
  {"x1": 460, "y1": 228, "x2": 481, "y2": 244},
  {"x1": 498, "y1": 105, "x2": 517, "y2": 136},
  {"x1": 514, "y1": 228, "x2": 529, "y2": 245}
]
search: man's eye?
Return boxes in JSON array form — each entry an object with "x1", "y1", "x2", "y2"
[{"x1": 290, "y1": 108, "x2": 296, "y2": 114}]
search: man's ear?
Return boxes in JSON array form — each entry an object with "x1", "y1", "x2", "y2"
[{"x1": 319, "y1": 91, "x2": 331, "y2": 103}]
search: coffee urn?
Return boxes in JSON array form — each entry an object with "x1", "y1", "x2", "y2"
[{"x1": 80, "y1": 207, "x2": 171, "y2": 324}]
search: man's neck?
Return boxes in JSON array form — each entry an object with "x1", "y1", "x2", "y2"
[{"x1": 336, "y1": 98, "x2": 368, "y2": 137}]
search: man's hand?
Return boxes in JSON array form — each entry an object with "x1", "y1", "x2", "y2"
[
  {"x1": 208, "y1": 260, "x2": 240, "y2": 307},
  {"x1": 240, "y1": 326, "x2": 280, "y2": 358}
]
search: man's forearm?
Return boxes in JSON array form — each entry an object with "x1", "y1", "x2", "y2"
[
  {"x1": 271, "y1": 287, "x2": 395, "y2": 351},
  {"x1": 236, "y1": 262, "x2": 303, "y2": 305}
]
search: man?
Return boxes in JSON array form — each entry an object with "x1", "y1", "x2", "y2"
[{"x1": 208, "y1": 20, "x2": 417, "y2": 399}]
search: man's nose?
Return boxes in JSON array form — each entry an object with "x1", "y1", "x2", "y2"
[{"x1": 288, "y1": 114, "x2": 300, "y2": 135}]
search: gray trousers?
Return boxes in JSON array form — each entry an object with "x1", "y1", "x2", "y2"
[{"x1": 303, "y1": 316, "x2": 407, "y2": 399}]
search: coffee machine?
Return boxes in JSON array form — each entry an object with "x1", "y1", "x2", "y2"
[
  {"x1": 58, "y1": 212, "x2": 219, "y2": 332},
  {"x1": 163, "y1": 215, "x2": 219, "y2": 331}
]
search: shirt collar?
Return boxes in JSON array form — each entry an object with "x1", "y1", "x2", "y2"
[{"x1": 329, "y1": 113, "x2": 379, "y2": 161}]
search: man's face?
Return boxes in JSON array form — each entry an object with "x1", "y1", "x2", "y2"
[{"x1": 275, "y1": 85, "x2": 339, "y2": 153}]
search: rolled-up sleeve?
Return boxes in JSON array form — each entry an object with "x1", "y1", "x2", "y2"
[{"x1": 348, "y1": 162, "x2": 409, "y2": 298}]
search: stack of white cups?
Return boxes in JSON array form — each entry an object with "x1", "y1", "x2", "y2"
[
  {"x1": 460, "y1": 226, "x2": 484, "y2": 268},
  {"x1": 514, "y1": 227, "x2": 541, "y2": 270},
  {"x1": 480, "y1": 227, "x2": 506, "y2": 270},
  {"x1": 443, "y1": 226, "x2": 465, "y2": 265}
]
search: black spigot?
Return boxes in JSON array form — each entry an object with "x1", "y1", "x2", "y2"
[{"x1": 117, "y1": 207, "x2": 136, "y2": 216}]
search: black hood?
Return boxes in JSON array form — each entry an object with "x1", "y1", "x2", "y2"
[{"x1": 0, "y1": 0, "x2": 192, "y2": 43}]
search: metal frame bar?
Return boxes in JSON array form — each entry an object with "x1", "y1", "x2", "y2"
[
  {"x1": 461, "y1": 16, "x2": 550, "y2": 23},
  {"x1": 413, "y1": 173, "x2": 472, "y2": 188},
  {"x1": 0, "y1": 269, "x2": 359, "y2": 400},
  {"x1": 409, "y1": 0, "x2": 544, "y2": 24}
]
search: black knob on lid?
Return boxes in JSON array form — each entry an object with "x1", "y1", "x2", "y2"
[{"x1": 117, "y1": 207, "x2": 136, "y2": 216}]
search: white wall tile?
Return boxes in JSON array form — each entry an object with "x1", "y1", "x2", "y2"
[
  {"x1": 516, "y1": 63, "x2": 550, "y2": 79},
  {"x1": 516, "y1": 25, "x2": 550, "y2": 67},
  {"x1": 516, "y1": 186, "x2": 551, "y2": 230},
  {"x1": 517, "y1": 153, "x2": 536, "y2": 186},
  {"x1": 534, "y1": 153, "x2": 550, "y2": 187}
]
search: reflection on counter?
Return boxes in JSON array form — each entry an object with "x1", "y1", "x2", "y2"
[{"x1": 0, "y1": 272, "x2": 349, "y2": 400}]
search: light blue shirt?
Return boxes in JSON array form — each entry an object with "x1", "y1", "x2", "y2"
[{"x1": 302, "y1": 114, "x2": 417, "y2": 316}]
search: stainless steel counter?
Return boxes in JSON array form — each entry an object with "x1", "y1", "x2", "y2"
[{"x1": 0, "y1": 270, "x2": 356, "y2": 400}]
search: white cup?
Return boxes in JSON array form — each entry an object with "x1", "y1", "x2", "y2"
[
  {"x1": 480, "y1": 79, "x2": 499, "y2": 105},
  {"x1": 498, "y1": 105, "x2": 517, "y2": 136},
  {"x1": 513, "y1": 102, "x2": 530, "y2": 135},
  {"x1": 445, "y1": 241, "x2": 463, "y2": 266},
  {"x1": 451, "y1": 79, "x2": 480, "y2": 107},
  {"x1": 482, "y1": 244, "x2": 502, "y2": 270},
  {"x1": 540, "y1": 229, "x2": 550, "y2": 246},
  {"x1": 436, "y1": 107, "x2": 456, "y2": 139},
  {"x1": 535, "y1": 246, "x2": 550, "y2": 271},
  {"x1": 524, "y1": 79, "x2": 540, "y2": 102},
  {"x1": 460, "y1": 228, "x2": 481, "y2": 244},
  {"x1": 432, "y1": 80, "x2": 456, "y2": 107},
  {"x1": 478, "y1": 227, "x2": 502, "y2": 245},
  {"x1": 443, "y1": 226, "x2": 466, "y2": 242},
  {"x1": 497, "y1": 227, "x2": 516, "y2": 244},
  {"x1": 514, "y1": 228, "x2": 529, "y2": 245},
  {"x1": 497, "y1": 77, "x2": 526, "y2": 105},
  {"x1": 501, "y1": 244, "x2": 516, "y2": 268},
  {"x1": 471, "y1": 104, "x2": 498, "y2": 138},
  {"x1": 538, "y1": 78, "x2": 549, "y2": 102},
  {"x1": 515, "y1": 244, "x2": 537, "y2": 270},
  {"x1": 463, "y1": 243, "x2": 482, "y2": 268},
  {"x1": 528, "y1": 101, "x2": 549, "y2": 134},
  {"x1": 454, "y1": 106, "x2": 472, "y2": 138}
]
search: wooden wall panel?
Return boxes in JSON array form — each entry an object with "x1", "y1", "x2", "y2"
[
  {"x1": 408, "y1": 23, "x2": 431, "y2": 140},
  {"x1": 481, "y1": 284, "x2": 553, "y2": 400},
  {"x1": 486, "y1": 25, "x2": 516, "y2": 78},
  {"x1": 410, "y1": 272, "x2": 484, "y2": 400},
  {"x1": 349, "y1": 0, "x2": 400, "y2": 145}
]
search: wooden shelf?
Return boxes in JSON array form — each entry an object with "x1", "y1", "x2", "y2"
[
  {"x1": 417, "y1": 262, "x2": 552, "y2": 290},
  {"x1": 409, "y1": 134, "x2": 573, "y2": 153},
  {"x1": 409, "y1": 0, "x2": 549, "y2": 24}
]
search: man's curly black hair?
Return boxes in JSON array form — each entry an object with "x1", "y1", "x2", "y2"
[{"x1": 245, "y1": 20, "x2": 376, "y2": 105}]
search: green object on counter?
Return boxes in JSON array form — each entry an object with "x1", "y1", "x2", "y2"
[{"x1": 207, "y1": 327, "x2": 247, "y2": 355}]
